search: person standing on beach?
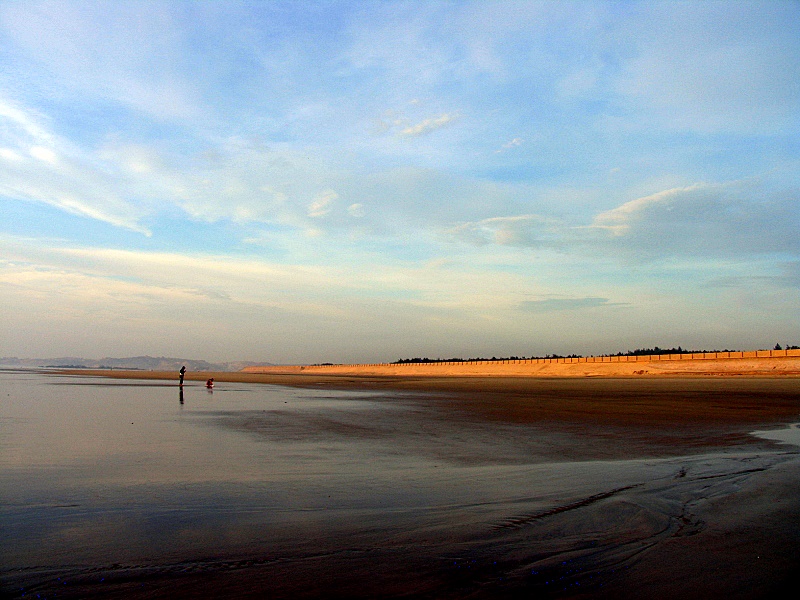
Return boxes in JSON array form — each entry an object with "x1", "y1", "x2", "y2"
[{"x1": 179, "y1": 365, "x2": 186, "y2": 386}]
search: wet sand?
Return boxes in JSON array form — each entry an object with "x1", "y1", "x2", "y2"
[
  {"x1": 67, "y1": 370, "x2": 800, "y2": 443},
  {"x1": 8, "y1": 371, "x2": 800, "y2": 599}
]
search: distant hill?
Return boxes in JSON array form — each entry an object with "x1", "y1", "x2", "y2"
[{"x1": 0, "y1": 355, "x2": 274, "y2": 372}]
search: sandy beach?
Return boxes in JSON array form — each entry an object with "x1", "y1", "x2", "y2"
[
  {"x1": 243, "y1": 350, "x2": 800, "y2": 377},
  {"x1": 65, "y1": 365, "x2": 800, "y2": 447},
  {"x1": 5, "y1": 368, "x2": 799, "y2": 599}
]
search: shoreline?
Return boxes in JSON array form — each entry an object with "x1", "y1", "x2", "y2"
[{"x1": 54, "y1": 352, "x2": 800, "y2": 387}]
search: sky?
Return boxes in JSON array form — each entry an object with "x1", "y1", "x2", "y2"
[{"x1": 1, "y1": 0, "x2": 799, "y2": 365}]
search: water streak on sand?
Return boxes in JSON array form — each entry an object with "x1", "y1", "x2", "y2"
[{"x1": 493, "y1": 483, "x2": 644, "y2": 529}]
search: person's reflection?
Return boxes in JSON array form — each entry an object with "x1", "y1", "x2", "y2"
[{"x1": 179, "y1": 386, "x2": 184, "y2": 405}]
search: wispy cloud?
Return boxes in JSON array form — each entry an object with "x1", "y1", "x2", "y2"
[
  {"x1": 308, "y1": 190, "x2": 338, "y2": 218},
  {"x1": 444, "y1": 178, "x2": 800, "y2": 262},
  {"x1": 591, "y1": 184, "x2": 706, "y2": 236},
  {"x1": 448, "y1": 215, "x2": 558, "y2": 247},
  {"x1": 0, "y1": 100, "x2": 151, "y2": 234},
  {"x1": 0, "y1": 1, "x2": 202, "y2": 121},
  {"x1": 399, "y1": 113, "x2": 460, "y2": 137},
  {"x1": 706, "y1": 262, "x2": 800, "y2": 290},
  {"x1": 347, "y1": 203, "x2": 365, "y2": 218},
  {"x1": 589, "y1": 180, "x2": 800, "y2": 256},
  {"x1": 0, "y1": 99, "x2": 55, "y2": 145},
  {"x1": 519, "y1": 297, "x2": 626, "y2": 313},
  {"x1": 495, "y1": 137, "x2": 523, "y2": 153}
]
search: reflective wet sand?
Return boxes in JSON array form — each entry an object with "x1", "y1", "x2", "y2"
[{"x1": 2, "y1": 370, "x2": 799, "y2": 598}]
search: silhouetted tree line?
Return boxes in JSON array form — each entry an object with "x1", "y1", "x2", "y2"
[
  {"x1": 608, "y1": 346, "x2": 726, "y2": 357},
  {"x1": 393, "y1": 353, "x2": 582, "y2": 364},
  {"x1": 392, "y1": 344, "x2": 799, "y2": 364},
  {"x1": 773, "y1": 343, "x2": 800, "y2": 351}
]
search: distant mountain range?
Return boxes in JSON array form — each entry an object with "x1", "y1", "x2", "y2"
[{"x1": 0, "y1": 355, "x2": 274, "y2": 372}]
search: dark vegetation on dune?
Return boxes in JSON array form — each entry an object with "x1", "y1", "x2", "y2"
[{"x1": 392, "y1": 344, "x2": 800, "y2": 365}]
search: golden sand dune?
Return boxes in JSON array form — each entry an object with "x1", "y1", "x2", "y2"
[{"x1": 243, "y1": 349, "x2": 800, "y2": 378}]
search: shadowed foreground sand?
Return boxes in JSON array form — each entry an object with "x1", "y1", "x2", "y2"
[{"x1": 44, "y1": 369, "x2": 800, "y2": 599}]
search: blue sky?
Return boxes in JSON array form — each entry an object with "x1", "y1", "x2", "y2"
[{"x1": 1, "y1": 0, "x2": 799, "y2": 364}]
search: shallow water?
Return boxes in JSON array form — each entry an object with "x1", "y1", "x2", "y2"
[
  {"x1": 1, "y1": 369, "x2": 798, "y2": 599},
  {"x1": 752, "y1": 422, "x2": 800, "y2": 447}
]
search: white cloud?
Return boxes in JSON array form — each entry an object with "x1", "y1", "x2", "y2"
[
  {"x1": 0, "y1": 264, "x2": 217, "y2": 308},
  {"x1": 399, "y1": 113, "x2": 459, "y2": 137},
  {"x1": 29, "y1": 146, "x2": 57, "y2": 163},
  {"x1": 448, "y1": 215, "x2": 559, "y2": 247},
  {"x1": 590, "y1": 180, "x2": 800, "y2": 256},
  {"x1": 0, "y1": 96, "x2": 516, "y2": 239},
  {"x1": 495, "y1": 137, "x2": 523, "y2": 153},
  {"x1": 347, "y1": 203, "x2": 365, "y2": 218},
  {"x1": 0, "y1": 102, "x2": 151, "y2": 234},
  {"x1": 445, "y1": 178, "x2": 800, "y2": 260},
  {"x1": 308, "y1": 190, "x2": 338, "y2": 218},
  {"x1": 591, "y1": 184, "x2": 705, "y2": 235},
  {"x1": 0, "y1": 148, "x2": 23, "y2": 161},
  {"x1": 0, "y1": 99, "x2": 54, "y2": 145}
]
